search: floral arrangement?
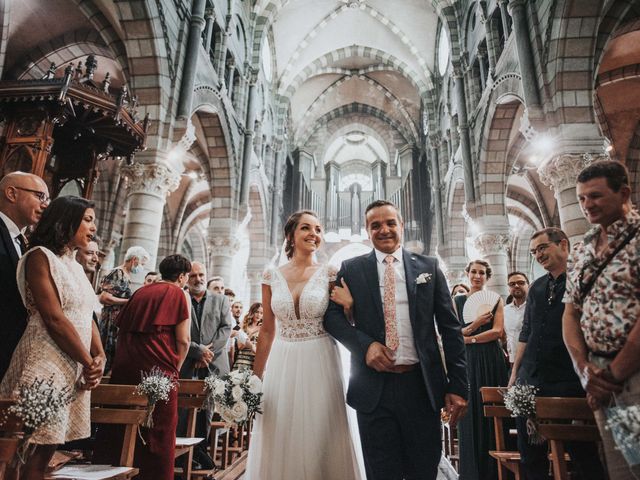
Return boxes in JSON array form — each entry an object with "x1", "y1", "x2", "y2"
[
  {"x1": 501, "y1": 382, "x2": 544, "y2": 444},
  {"x1": 5, "y1": 376, "x2": 73, "y2": 464},
  {"x1": 606, "y1": 404, "x2": 640, "y2": 467},
  {"x1": 135, "y1": 366, "x2": 177, "y2": 428},
  {"x1": 204, "y1": 370, "x2": 263, "y2": 427}
]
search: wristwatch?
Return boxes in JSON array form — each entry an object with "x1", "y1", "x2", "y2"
[{"x1": 471, "y1": 338, "x2": 477, "y2": 344}]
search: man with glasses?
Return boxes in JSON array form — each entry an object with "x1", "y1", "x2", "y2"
[
  {"x1": 563, "y1": 160, "x2": 640, "y2": 480},
  {"x1": 0, "y1": 171, "x2": 50, "y2": 381},
  {"x1": 509, "y1": 227, "x2": 603, "y2": 480},
  {"x1": 503, "y1": 272, "x2": 529, "y2": 371}
]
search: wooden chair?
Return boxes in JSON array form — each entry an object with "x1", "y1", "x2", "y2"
[
  {"x1": 90, "y1": 384, "x2": 147, "y2": 470},
  {"x1": 535, "y1": 397, "x2": 601, "y2": 480},
  {"x1": 176, "y1": 379, "x2": 208, "y2": 480},
  {"x1": 480, "y1": 387, "x2": 521, "y2": 480},
  {"x1": 0, "y1": 399, "x2": 24, "y2": 477}
]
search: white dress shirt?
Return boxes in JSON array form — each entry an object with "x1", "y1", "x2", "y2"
[
  {"x1": 504, "y1": 301, "x2": 526, "y2": 362},
  {"x1": 374, "y1": 247, "x2": 419, "y2": 365},
  {"x1": 0, "y1": 211, "x2": 24, "y2": 258}
]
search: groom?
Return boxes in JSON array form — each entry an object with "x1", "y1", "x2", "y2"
[{"x1": 324, "y1": 200, "x2": 468, "y2": 480}]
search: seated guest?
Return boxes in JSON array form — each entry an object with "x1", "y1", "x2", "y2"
[
  {"x1": 206, "y1": 275, "x2": 225, "y2": 295},
  {"x1": 98, "y1": 245, "x2": 150, "y2": 373},
  {"x1": 94, "y1": 254, "x2": 191, "y2": 480},
  {"x1": 510, "y1": 228, "x2": 604, "y2": 480},
  {"x1": 0, "y1": 196, "x2": 104, "y2": 479},
  {"x1": 144, "y1": 271, "x2": 159, "y2": 285},
  {"x1": 232, "y1": 302, "x2": 263, "y2": 371}
]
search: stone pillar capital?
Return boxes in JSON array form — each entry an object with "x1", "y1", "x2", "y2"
[
  {"x1": 474, "y1": 232, "x2": 511, "y2": 256},
  {"x1": 122, "y1": 163, "x2": 180, "y2": 198},
  {"x1": 537, "y1": 153, "x2": 604, "y2": 192},
  {"x1": 208, "y1": 234, "x2": 241, "y2": 258},
  {"x1": 508, "y1": 0, "x2": 527, "y2": 14}
]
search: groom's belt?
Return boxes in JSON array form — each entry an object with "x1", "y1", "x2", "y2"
[{"x1": 392, "y1": 363, "x2": 420, "y2": 373}]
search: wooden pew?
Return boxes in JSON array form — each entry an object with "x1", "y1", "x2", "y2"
[
  {"x1": 535, "y1": 397, "x2": 600, "y2": 480},
  {"x1": 0, "y1": 399, "x2": 24, "y2": 478},
  {"x1": 176, "y1": 379, "x2": 208, "y2": 480},
  {"x1": 480, "y1": 387, "x2": 521, "y2": 480}
]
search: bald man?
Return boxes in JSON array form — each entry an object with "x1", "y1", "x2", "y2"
[{"x1": 0, "y1": 172, "x2": 50, "y2": 380}]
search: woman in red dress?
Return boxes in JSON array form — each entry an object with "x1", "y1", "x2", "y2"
[{"x1": 94, "y1": 254, "x2": 191, "y2": 479}]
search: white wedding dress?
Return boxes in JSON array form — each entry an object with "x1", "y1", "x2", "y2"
[{"x1": 244, "y1": 264, "x2": 362, "y2": 480}]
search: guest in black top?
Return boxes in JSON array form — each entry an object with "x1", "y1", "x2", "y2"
[
  {"x1": 0, "y1": 172, "x2": 50, "y2": 381},
  {"x1": 509, "y1": 227, "x2": 604, "y2": 480}
]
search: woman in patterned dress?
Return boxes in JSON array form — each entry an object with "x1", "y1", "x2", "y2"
[
  {"x1": 0, "y1": 196, "x2": 105, "y2": 480},
  {"x1": 98, "y1": 245, "x2": 149, "y2": 373},
  {"x1": 232, "y1": 302, "x2": 262, "y2": 371}
]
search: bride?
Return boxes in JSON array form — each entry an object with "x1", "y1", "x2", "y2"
[{"x1": 245, "y1": 210, "x2": 362, "y2": 479}]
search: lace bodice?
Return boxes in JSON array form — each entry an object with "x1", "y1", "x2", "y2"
[{"x1": 262, "y1": 264, "x2": 337, "y2": 341}]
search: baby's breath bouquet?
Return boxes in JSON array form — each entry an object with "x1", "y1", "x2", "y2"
[
  {"x1": 135, "y1": 366, "x2": 177, "y2": 428},
  {"x1": 5, "y1": 376, "x2": 73, "y2": 464},
  {"x1": 501, "y1": 382, "x2": 543, "y2": 444},
  {"x1": 204, "y1": 370, "x2": 263, "y2": 427},
  {"x1": 606, "y1": 403, "x2": 640, "y2": 467}
]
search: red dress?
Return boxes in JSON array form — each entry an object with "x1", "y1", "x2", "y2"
[{"x1": 94, "y1": 282, "x2": 189, "y2": 479}]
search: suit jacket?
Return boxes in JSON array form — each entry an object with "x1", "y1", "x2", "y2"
[
  {"x1": 0, "y1": 216, "x2": 27, "y2": 381},
  {"x1": 324, "y1": 249, "x2": 467, "y2": 413},
  {"x1": 180, "y1": 292, "x2": 232, "y2": 380}
]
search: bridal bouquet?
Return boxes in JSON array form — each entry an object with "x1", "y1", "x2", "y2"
[
  {"x1": 606, "y1": 403, "x2": 640, "y2": 467},
  {"x1": 204, "y1": 370, "x2": 263, "y2": 427},
  {"x1": 6, "y1": 376, "x2": 73, "y2": 464},
  {"x1": 501, "y1": 382, "x2": 543, "y2": 444},
  {"x1": 135, "y1": 366, "x2": 177, "y2": 428}
]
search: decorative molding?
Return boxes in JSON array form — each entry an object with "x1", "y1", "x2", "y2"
[
  {"x1": 537, "y1": 153, "x2": 604, "y2": 192},
  {"x1": 122, "y1": 163, "x2": 180, "y2": 197},
  {"x1": 208, "y1": 235, "x2": 241, "y2": 258},
  {"x1": 474, "y1": 232, "x2": 511, "y2": 256}
]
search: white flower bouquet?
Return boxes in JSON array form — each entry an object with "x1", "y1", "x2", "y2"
[
  {"x1": 204, "y1": 370, "x2": 263, "y2": 427},
  {"x1": 501, "y1": 382, "x2": 543, "y2": 444},
  {"x1": 135, "y1": 366, "x2": 177, "y2": 428},
  {"x1": 606, "y1": 403, "x2": 640, "y2": 467},
  {"x1": 6, "y1": 376, "x2": 73, "y2": 464}
]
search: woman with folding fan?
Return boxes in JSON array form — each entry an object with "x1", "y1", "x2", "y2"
[{"x1": 453, "y1": 259, "x2": 508, "y2": 480}]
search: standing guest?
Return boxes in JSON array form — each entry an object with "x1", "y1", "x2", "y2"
[
  {"x1": 0, "y1": 171, "x2": 50, "y2": 381},
  {"x1": 450, "y1": 283, "x2": 470, "y2": 297},
  {"x1": 180, "y1": 262, "x2": 232, "y2": 470},
  {"x1": 232, "y1": 302, "x2": 263, "y2": 371},
  {"x1": 75, "y1": 240, "x2": 99, "y2": 276},
  {"x1": 143, "y1": 271, "x2": 159, "y2": 285},
  {"x1": 94, "y1": 254, "x2": 191, "y2": 480},
  {"x1": 564, "y1": 161, "x2": 640, "y2": 480},
  {"x1": 0, "y1": 196, "x2": 104, "y2": 479},
  {"x1": 510, "y1": 228, "x2": 604, "y2": 479},
  {"x1": 503, "y1": 272, "x2": 528, "y2": 370},
  {"x1": 207, "y1": 275, "x2": 225, "y2": 295},
  {"x1": 454, "y1": 259, "x2": 507, "y2": 480},
  {"x1": 224, "y1": 287, "x2": 236, "y2": 304},
  {"x1": 227, "y1": 301, "x2": 245, "y2": 366},
  {"x1": 98, "y1": 245, "x2": 149, "y2": 373}
]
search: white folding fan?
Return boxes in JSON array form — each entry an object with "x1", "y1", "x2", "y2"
[{"x1": 462, "y1": 290, "x2": 501, "y2": 325}]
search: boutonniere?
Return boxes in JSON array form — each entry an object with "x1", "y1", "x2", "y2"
[{"x1": 416, "y1": 272, "x2": 432, "y2": 285}]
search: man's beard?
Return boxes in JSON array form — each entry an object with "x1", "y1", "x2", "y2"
[{"x1": 190, "y1": 283, "x2": 205, "y2": 295}]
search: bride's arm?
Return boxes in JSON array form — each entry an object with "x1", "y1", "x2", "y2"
[{"x1": 252, "y1": 283, "x2": 275, "y2": 379}]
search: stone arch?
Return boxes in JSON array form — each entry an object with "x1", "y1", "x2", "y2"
[
  {"x1": 182, "y1": 227, "x2": 207, "y2": 266},
  {"x1": 157, "y1": 206, "x2": 173, "y2": 261},
  {"x1": 309, "y1": 123, "x2": 392, "y2": 166}
]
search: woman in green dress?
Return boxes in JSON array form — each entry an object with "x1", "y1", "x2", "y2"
[{"x1": 454, "y1": 259, "x2": 508, "y2": 480}]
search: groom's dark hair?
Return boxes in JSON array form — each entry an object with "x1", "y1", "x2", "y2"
[{"x1": 364, "y1": 200, "x2": 403, "y2": 225}]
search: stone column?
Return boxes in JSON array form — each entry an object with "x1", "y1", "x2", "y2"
[
  {"x1": 239, "y1": 77, "x2": 257, "y2": 209},
  {"x1": 177, "y1": 0, "x2": 206, "y2": 118},
  {"x1": 499, "y1": 0, "x2": 511, "y2": 38},
  {"x1": 479, "y1": 7, "x2": 497, "y2": 76},
  {"x1": 538, "y1": 153, "x2": 598, "y2": 244},
  {"x1": 226, "y1": 58, "x2": 236, "y2": 97},
  {"x1": 474, "y1": 231, "x2": 511, "y2": 297},
  {"x1": 453, "y1": 64, "x2": 476, "y2": 202},
  {"x1": 121, "y1": 162, "x2": 180, "y2": 268},
  {"x1": 208, "y1": 230, "x2": 240, "y2": 285},
  {"x1": 214, "y1": 31, "x2": 229, "y2": 83},
  {"x1": 429, "y1": 134, "x2": 445, "y2": 248},
  {"x1": 202, "y1": 8, "x2": 215, "y2": 54},
  {"x1": 270, "y1": 147, "x2": 286, "y2": 246},
  {"x1": 478, "y1": 46, "x2": 488, "y2": 91},
  {"x1": 508, "y1": 0, "x2": 541, "y2": 108}
]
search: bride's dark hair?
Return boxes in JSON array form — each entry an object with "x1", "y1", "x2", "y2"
[{"x1": 283, "y1": 210, "x2": 319, "y2": 259}]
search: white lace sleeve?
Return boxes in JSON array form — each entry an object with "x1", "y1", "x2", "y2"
[
  {"x1": 262, "y1": 267, "x2": 273, "y2": 286},
  {"x1": 327, "y1": 264, "x2": 338, "y2": 283}
]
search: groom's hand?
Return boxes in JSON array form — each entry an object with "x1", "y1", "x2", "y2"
[
  {"x1": 444, "y1": 393, "x2": 467, "y2": 427},
  {"x1": 365, "y1": 342, "x2": 397, "y2": 372}
]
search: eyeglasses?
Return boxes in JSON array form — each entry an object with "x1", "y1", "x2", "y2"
[
  {"x1": 508, "y1": 280, "x2": 527, "y2": 287},
  {"x1": 14, "y1": 187, "x2": 50, "y2": 204},
  {"x1": 529, "y1": 242, "x2": 558, "y2": 257}
]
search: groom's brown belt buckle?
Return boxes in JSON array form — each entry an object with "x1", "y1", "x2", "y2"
[{"x1": 393, "y1": 363, "x2": 419, "y2": 373}]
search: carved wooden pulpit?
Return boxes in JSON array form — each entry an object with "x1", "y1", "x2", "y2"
[{"x1": 0, "y1": 54, "x2": 148, "y2": 199}]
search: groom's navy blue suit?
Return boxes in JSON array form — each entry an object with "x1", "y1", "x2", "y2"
[{"x1": 324, "y1": 248, "x2": 467, "y2": 479}]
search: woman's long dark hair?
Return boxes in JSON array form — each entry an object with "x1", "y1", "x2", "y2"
[{"x1": 29, "y1": 196, "x2": 94, "y2": 255}]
